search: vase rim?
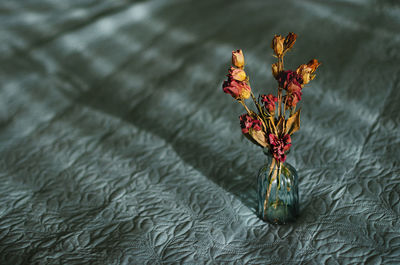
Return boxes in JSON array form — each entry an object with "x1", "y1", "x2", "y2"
[{"x1": 262, "y1": 147, "x2": 291, "y2": 158}]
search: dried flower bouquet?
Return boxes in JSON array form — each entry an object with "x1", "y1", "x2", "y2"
[{"x1": 222, "y1": 33, "x2": 320, "y2": 223}]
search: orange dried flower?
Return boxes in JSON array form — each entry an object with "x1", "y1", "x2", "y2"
[
  {"x1": 296, "y1": 59, "x2": 321, "y2": 85},
  {"x1": 284, "y1": 32, "x2": 297, "y2": 52}
]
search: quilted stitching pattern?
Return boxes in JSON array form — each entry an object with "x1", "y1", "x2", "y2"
[{"x1": 0, "y1": 0, "x2": 399, "y2": 264}]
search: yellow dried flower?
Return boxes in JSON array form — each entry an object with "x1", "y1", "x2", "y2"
[
  {"x1": 232, "y1": 49, "x2": 245, "y2": 68},
  {"x1": 229, "y1": 67, "x2": 247, "y2": 81},
  {"x1": 271, "y1": 35, "x2": 284, "y2": 56}
]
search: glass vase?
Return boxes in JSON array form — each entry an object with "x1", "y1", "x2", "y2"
[{"x1": 257, "y1": 149, "x2": 299, "y2": 224}]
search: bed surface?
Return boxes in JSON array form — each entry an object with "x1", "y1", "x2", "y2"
[{"x1": 0, "y1": 0, "x2": 399, "y2": 264}]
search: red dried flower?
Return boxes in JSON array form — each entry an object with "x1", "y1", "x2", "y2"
[
  {"x1": 260, "y1": 94, "x2": 278, "y2": 112},
  {"x1": 239, "y1": 114, "x2": 262, "y2": 134},
  {"x1": 285, "y1": 89, "x2": 302, "y2": 107},
  {"x1": 278, "y1": 70, "x2": 303, "y2": 92},
  {"x1": 268, "y1": 134, "x2": 292, "y2": 162},
  {"x1": 223, "y1": 78, "x2": 251, "y2": 100}
]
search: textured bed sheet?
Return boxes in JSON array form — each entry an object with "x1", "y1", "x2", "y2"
[{"x1": 0, "y1": 0, "x2": 399, "y2": 264}]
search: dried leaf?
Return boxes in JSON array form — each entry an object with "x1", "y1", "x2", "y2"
[
  {"x1": 243, "y1": 133, "x2": 257, "y2": 145},
  {"x1": 243, "y1": 132, "x2": 266, "y2": 148},
  {"x1": 250, "y1": 130, "x2": 269, "y2": 148},
  {"x1": 285, "y1": 109, "x2": 301, "y2": 135}
]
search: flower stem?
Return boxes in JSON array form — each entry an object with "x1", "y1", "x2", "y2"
[
  {"x1": 277, "y1": 162, "x2": 282, "y2": 190},
  {"x1": 283, "y1": 93, "x2": 288, "y2": 118},
  {"x1": 240, "y1": 100, "x2": 252, "y2": 115},
  {"x1": 290, "y1": 105, "x2": 296, "y2": 116},
  {"x1": 250, "y1": 91, "x2": 263, "y2": 117},
  {"x1": 276, "y1": 55, "x2": 285, "y2": 119},
  {"x1": 277, "y1": 89, "x2": 282, "y2": 118},
  {"x1": 263, "y1": 158, "x2": 277, "y2": 218}
]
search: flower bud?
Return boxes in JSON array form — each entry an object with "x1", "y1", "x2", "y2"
[
  {"x1": 306, "y1": 59, "x2": 321, "y2": 72},
  {"x1": 271, "y1": 63, "x2": 279, "y2": 79},
  {"x1": 284, "y1": 32, "x2": 297, "y2": 52},
  {"x1": 271, "y1": 35, "x2": 284, "y2": 56},
  {"x1": 232, "y1": 50, "x2": 244, "y2": 68},
  {"x1": 228, "y1": 67, "x2": 247, "y2": 81}
]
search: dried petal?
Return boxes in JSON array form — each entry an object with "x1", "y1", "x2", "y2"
[{"x1": 269, "y1": 134, "x2": 279, "y2": 146}]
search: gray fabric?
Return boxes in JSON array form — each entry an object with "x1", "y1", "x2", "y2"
[{"x1": 1, "y1": 0, "x2": 399, "y2": 264}]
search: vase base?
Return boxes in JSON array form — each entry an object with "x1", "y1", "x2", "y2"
[{"x1": 260, "y1": 202, "x2": 298, "y2": 224}]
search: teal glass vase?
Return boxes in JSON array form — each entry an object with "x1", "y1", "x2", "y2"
[{"x1": 257, "y1": 149, "x2": 299, "y2": 224}]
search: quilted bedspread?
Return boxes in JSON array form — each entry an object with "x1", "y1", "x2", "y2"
[{"x1": 1, "y1": 0, "x2": 399, "y2": 264}]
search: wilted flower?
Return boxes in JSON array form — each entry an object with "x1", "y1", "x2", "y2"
[
  {"x1": 287, "y1": 79, "x2": 302, "y2": 94},
  {"x1": 285, "y1": 89, "x2": 302, "y2": 107},
  {"x1": 283, "y1": 32, "x2": 297, "y2": 52},
  {"x1": 232, "y1": 50, "x2": 245, "y2": 68},
  {"x1": 271, "y1": 35, "x2": 285, "y2": 56},
  {"x1": 271, "y1": 63, "x2": 279, "y2": 79},
  {"x1": 261, "y1": 94, "x2": 278, "y2": 113},
  {"x1": 223, "y1": 78, "x2": 251, "y2": 100},
  {"x1": 228, "y1": 67, "x2": 247, "y2": 81},
  {"x1": 268, "y1": 134, "x2": 292, "y2": 162},
  {"x1": 296, "y1": 59, "x2": 321, "y2": 85},
  {"x1": 239, "y1": 114, "x2": 262, "y2": 134},
  {"x1": 278, "y1": 70, "x2": 303, "y2": 92}
]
